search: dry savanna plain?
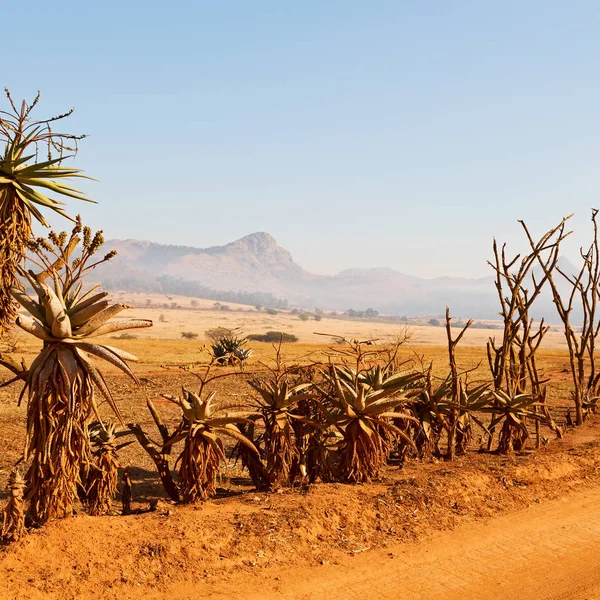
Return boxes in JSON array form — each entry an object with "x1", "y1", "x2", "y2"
[{"x1": 1, "y1": 295, "x2": 600, "y2": 600}]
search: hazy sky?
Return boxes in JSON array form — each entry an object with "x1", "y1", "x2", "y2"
[{"x1": 3, "y1": 1, "x2": 600, "y2": 277}]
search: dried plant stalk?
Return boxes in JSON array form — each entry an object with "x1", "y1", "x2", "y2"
[
  {"x1": 444, "y1": 307, "x2": 473, "y2": 460},
  {"x1": 522, "y1": 210, "x2": 600, "y2": 425},
  {"x1": 121, "y1": 470, "x2": 132, "y2": 515}
]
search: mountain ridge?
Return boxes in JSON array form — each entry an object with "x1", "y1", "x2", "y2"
[{"x1": 91, "y1": 232, "x2": 557, "y2": 319}]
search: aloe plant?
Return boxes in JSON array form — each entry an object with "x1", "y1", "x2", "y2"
[
  {"x1": 1, "y1": 470, "x2": 26, "y2": 543},
  {"x1": 0, "y1": 90, "x2": 93, "y2": 335},
  {"x1": 319, "y1": 365, "x2": 421, "y2": 483},
  {"x1": 86, "y1": 422, "x2": 133, "y2": 516},
  {"x1": 247, "y1": 369, "x2": 317, "y2": 488},
  {"x1": 210, "y1": 331, "x2": 252, "y2": 367},
  {"x1": 478, "y1": 390, "x2": 547, "y2": 453},
  {"x1": 407, "y1": 376, "x2": 490, "y2": 457},
  {"x1": 163, "y1": 387, "x2": 258, "y2": 502},
  {"x1": 11, "y1": 221, "x2": 151, "y2": 524}
]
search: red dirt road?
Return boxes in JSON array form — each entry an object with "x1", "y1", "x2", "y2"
[{"x1": 192, "y1": 486, "x2": 600, "y2": 600}]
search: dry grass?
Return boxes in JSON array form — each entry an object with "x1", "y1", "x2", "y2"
[{"x1": 74, "y1": 291, "x2": 573, "y2": 347}]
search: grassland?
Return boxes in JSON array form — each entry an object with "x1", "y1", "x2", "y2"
[{"x1": 55, "y1": 290, "x2": 572, "y2": 348}]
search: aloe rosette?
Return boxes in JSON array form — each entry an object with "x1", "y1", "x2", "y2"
[
  {"x1": 163, "y1": 387, "x2": 258, "y2": 502},
  {"x1": 0, "y1": 90, "x2": 93, "y2": 334}
]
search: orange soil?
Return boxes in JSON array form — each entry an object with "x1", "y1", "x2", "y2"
[{"x1": 2, "y1": 420, "x2": 600, "y2": 600}]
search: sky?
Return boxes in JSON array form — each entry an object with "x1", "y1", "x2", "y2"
[{"x1": 3, "y1": 1, "x2": 600, "y2": 278}]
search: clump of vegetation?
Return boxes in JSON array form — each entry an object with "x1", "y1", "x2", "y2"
[
  {"x1": 209, "y1": 330, "x2": 252, "y2": 367},
  {"x1": 181, "y1": 331, "x2": 199, "y2": 340},
  {"x1": 247, "y1": 331, "x2": 298, "y2": 343},
  {"x1": 111, "y1": 332, "x2": 138, "y2": 340},
  {"x1": 345, "y1": 308, "x2": 379, "y2": 319},
  {"x1": 312, "y1": 339, "x2": 423, "y2": 483},
  {"x1": 480, "y1": 391, "x2": 547, "y2": 454},
  {"x1": 321, "y1": 365, "x2": 420, "y2": 482}
]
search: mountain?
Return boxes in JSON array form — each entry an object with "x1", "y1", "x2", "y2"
[{"x1": 90, "y1": 232, "x2": 561, "y2": 319}]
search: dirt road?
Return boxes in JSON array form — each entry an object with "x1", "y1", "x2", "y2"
[{"x1": 193, "y1": 486, "x2": 600, "y2": 600}]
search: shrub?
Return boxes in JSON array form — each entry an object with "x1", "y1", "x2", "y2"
[
  {"x1": 266, "y1": 308, "x2": 279, "y2": 315},
  {"x1": 247, "y1": 331, "x2": 299, "y2": 343}
]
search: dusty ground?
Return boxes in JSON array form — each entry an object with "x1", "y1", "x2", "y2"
[
  {"x1": 1, "y1": 421, "x2": 600, "y2": 600},
  {"x1": 0, "y1": 331, "x2": 599, "y2": 599}
]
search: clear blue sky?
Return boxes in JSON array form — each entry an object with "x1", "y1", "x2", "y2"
[{"x1": 4, "y1": 1, "x2": 600, "y2": 277}]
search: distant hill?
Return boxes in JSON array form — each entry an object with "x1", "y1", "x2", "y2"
[{"x1": 89, "y1": 232, "x2": 567, "y2": 320}]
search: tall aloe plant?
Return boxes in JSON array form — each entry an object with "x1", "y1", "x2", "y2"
[
  {"x1": 0, "y1": 90, "x2": 92, "y2": 336},
  {"x1": 11, "y1": 221, "x2": 151, "y2": 524},
  {"x1": 320, "y1": 365, "x2": 422, "y2": 483},
  {"x1": 163, "y1": 387, "x2": 258, "y2": 502}
]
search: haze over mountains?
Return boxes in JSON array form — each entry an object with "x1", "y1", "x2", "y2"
[{"x1": 94, "y1": 232, "x2": 570, "y2": 320}]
